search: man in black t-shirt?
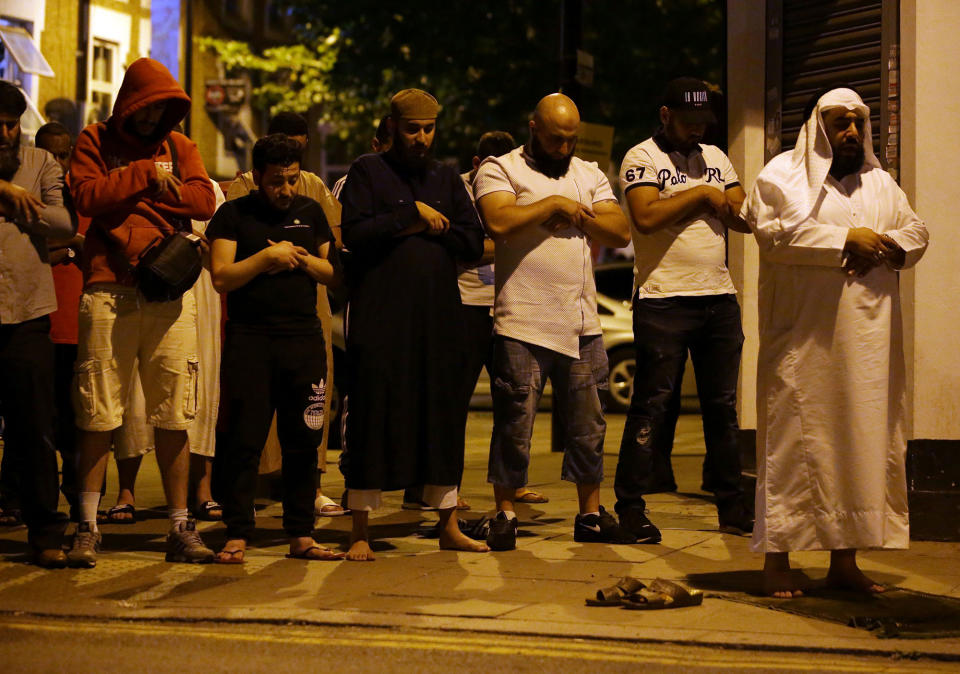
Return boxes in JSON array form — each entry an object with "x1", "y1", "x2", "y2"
[{"x1": 207, "y1": 134, "x2": 343, "y2": 563}]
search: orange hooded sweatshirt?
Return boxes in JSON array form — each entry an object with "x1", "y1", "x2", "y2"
[{"x1": 70, "y1": 57, "x2": 215, "y2": 288}]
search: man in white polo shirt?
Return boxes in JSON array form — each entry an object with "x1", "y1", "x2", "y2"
[
  {"x1": 614, "y1": 77, "x2": 754, "y2": 544},
  {"x1": 474, "y1": 93, "x2": 634, "y2": 551}
]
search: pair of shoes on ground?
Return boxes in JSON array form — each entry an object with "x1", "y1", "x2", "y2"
[
  {"x1": 586, "y1": 576, "x2": 703, "y2": 610},
  {"x1": 485, "y1": 506, "x2": 637, "y2": 551},
  {"x1": 64, "y1": 520, "x2": 214, "y2": 568}
]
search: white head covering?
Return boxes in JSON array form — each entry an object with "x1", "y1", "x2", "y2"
[{"x1": 790, "y1": 88, "x2": 882, "y2": 220}]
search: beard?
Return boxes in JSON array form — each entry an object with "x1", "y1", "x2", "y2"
[
  {"x1": 830, "y1": 143, "x2": 865, "y2": 178},
  {"x1": 529, "y1": 133, "x2": 572, "y2": 179},
  {"x1": 0, "y1": 132, "x2": 20, "y2": 181},
  {"x1": 393, "y1": 134, "x2": 433, "y2": 171}
]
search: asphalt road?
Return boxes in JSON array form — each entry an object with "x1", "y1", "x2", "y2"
[{"x1": 1, "y1": 616, "x2": 955, "y2": 673}]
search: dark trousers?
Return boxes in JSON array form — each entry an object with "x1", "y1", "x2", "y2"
[
  {"x1": 1, "y1": 343, "x2": 83, "y2": 519},
  {"x1": 614, "y1": 295, "x2": 745, "y2": 514},
  {"x1": 0, "y1": 317, "x2": 67, "y2": 548},
  {"x1": 53, "y1": 343, "x2": 80, "y2": 518},
  {"x1": 460, "y1": 305, "x2": 494, "y2": 409},
  {"x1": 212, "y1": 327, "x2": 327, "y2": 540}
]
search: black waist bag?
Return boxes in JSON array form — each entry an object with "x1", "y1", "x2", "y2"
[{"x1": 136, "y1": 231, "x2": 203, "y2": 302}]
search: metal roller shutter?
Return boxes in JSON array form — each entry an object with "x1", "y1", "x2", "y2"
[{"x1": 764, "y1": 0, "x2": 899, "y2": 177}]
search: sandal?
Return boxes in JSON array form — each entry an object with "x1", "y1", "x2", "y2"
[
  {"x1": 215, "y1": 548, "x2": 245, "y2": 565},
  {"x1": 315, "y1": 494, "x2": 350, "y2": 517},
  {"x1": 621, "y1": 578, "x2": 704, "y2": 610},
  {"x1": 516, "y1": 489, "x2": 549, "y2": 504},
  {"x1": 0, "y1": 508, "x2": 23, "y2": 527},
  {"x1": 286, "y1": 545, "x2": 345, "y2": 561},
  {"x1": 194, "y1": 500, "x2": 223, "y2": 521},
  {"x1": 105, "y1": 503, "x2": 136, "y2": 524},
  {"x1": 586, "y1": 576, "x2": 647, "y2": 606}
]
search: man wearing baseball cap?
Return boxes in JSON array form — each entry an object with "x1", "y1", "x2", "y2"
[
  {"x1": 338, "y1": 88, "x2": 487, "y2": 560},
  {"x1": 613, "y1": 77, "x2": 755, "y2": 543}
]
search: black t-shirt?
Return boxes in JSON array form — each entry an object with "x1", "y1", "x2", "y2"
[{"x1": 207, "y1": 193, "x2": 334, "y2": 334}]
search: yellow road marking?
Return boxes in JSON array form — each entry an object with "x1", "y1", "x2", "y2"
[{"x1": 0, "y1": 618, "x2": 947, "y2": 672}]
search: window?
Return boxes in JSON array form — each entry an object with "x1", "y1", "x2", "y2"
[
  {"x1": 88, "y1": 38, "x2": 119, "y2": 124},
  {"x1": 0, "y1": 23, "x2": 55, "y2": 82}
]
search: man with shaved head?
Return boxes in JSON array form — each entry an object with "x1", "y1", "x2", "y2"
[{"x1": 474, "y1": 93, "x2": 634, "y2": 551}]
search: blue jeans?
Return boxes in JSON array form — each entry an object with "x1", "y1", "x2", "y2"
[
  {"x1": 614, "y1": 294, "x2": 745, "y2": 514},
  {"x1": 488, "y1": 336, "x2": 607, "y2": 487}
]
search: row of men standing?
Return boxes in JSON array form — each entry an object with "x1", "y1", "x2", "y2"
[{"x1": 0, "y1": 58, "x2": 927, "y2": 595}]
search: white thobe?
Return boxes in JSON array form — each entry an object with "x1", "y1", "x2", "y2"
[{"x1": 743, "y1": 156, "x2": 928, "y2": 553}]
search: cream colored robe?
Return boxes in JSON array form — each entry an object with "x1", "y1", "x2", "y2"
[{"x1": 743, "y1": 155, "x2": 928, "y2": 553}]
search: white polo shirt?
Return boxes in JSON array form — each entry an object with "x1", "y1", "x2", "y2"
[
  {"x1": 474, "y1": 146, "x2": 616, "y2": 359},
  {"x1": 620, "y1": 134, "x2": 740, "y2": 298}
]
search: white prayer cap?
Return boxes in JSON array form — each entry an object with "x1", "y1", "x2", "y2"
[{"x1": 790, "y1": 88, "x2": 881, "y2": 219}]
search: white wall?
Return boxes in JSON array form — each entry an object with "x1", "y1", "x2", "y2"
[
  {"x1": 726, "y1": 2, "x2": 765, "y2": 430},
  {"x1": 900, "y1": 0, "x2": 960, "y2": 440}
]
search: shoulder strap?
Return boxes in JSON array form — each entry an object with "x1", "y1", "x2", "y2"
[{"x1": 164, "y1": 137, "x2": 180, "y2": 179}]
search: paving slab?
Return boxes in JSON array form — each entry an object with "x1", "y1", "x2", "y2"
[{"x1": 1, "y1": 412, "x2": 960, "y2": 660}]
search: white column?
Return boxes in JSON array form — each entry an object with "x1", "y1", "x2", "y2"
[
  {"x1": 725, "y1": 2, "x2": 765, "y2": 431},
  {"x1": 900, "y1": 0, "x2": 960, "y2": 441}
]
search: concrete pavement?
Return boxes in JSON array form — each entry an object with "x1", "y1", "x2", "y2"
[{"x1": 1, "y1": 412, "x2": 959, "y2": 662}]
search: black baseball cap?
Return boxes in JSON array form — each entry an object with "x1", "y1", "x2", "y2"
[{"x1": 662, "y1": 77, "x2": 717, "y2": 125}]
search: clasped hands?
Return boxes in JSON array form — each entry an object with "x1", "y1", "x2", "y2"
[
  {"x1": 542, "y1": 195, "x2": 595, "y2": 233},
  {"x1": 0, "y1": 179, "x2": 46, "y2": 225},
  {"x1": 843, "y1": 227, "x2": 905, "y2": 277},
  {"x1": 265, "y1": 238, "x2": 312, "y2": 273}
]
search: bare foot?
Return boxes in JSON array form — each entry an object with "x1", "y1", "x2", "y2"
[
  {"x1": 347, "y1": 539, "x2": 376, "y2": 561},
  {"x1": 439, "y1": 528, "x2": 489, "y2": 553},
  {"x1": 826, "y1": 568, "x2": 886, "y2": 594},
  {"x1": 216, "y1": 538, "x2": 247, "y2": 564},
  {"x1": 763, "y1": 569, "x2": 804, "y2": 598}
]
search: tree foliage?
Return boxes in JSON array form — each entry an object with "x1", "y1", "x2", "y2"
[
  {"x1": 204, "y1": 1, "x2": 724, "y2": 169},
  {"x1": 195, "y1": 31, "x2": 342, "y2": 118}
]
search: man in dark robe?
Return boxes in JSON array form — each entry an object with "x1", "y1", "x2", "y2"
[{"x1": 339, "y1": 89, "x2": 488, "y2": 560}]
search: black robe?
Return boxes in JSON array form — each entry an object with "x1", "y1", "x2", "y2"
[{"x1": 340, "y1": 151, "x2": 484, "y2": 491}]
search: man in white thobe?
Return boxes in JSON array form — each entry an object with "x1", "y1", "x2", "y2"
[{"x1": 741, "y1": 88, "x2": 928, "y2": 598}]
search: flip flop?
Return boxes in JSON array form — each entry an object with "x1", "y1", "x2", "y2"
[
  {"x1": 621, "y1": 578, "x2": 703, "y2": 610},
  {"x1": 516, "y1": 490, "x2": 549, "y2": 504},
  {"x1": 105, "y1": 503, "x2": 136, "y2": 524},
  {"x1": 586, "y1": 576, "x2": 647, "y2": 606},
  {"x1": 194, "y1": 501, "x2": 223, "y2": 521},
  {"x1": 456, "y1": 496, "x2": 471, "y2": 511},
  {"x1": 215, "y1": 548, "x2": 245, "y2": 565},
  {"x1": 286, "y1": 545, "x2": 346, "y2": 561},
  {"x1": 315, "y1": 494, "x2": 350, "y2": 517}
]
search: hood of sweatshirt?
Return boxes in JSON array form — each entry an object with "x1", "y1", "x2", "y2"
[{"x1": 108, "y1": 57, "x2": 191, "y2": 153}]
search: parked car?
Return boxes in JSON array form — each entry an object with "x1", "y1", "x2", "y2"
[{"x1": 327, "y1": 260, "x2": 671, "y2": 446}]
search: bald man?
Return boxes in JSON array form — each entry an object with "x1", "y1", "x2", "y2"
[{"x1": 474, "y1": 94, "x2": 634, "y2": 550}]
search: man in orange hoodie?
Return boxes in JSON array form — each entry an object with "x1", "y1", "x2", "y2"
[{"x1": 68, "y1": 58, "x2": 216, "y2": 567}]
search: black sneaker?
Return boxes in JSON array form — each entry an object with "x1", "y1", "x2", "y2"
[
  {"x1": 574, "y1": 506, "x2": 637, "y2": 544},
  {"x1": 486, "y1": 511, "x2": 518, "y2": 551},
  {"x1": 718, "y1": 501, "x2": 754, "y2": 536},
  {"x1": 618, "y1": 508, "x2": 662, "y2": 544}
]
